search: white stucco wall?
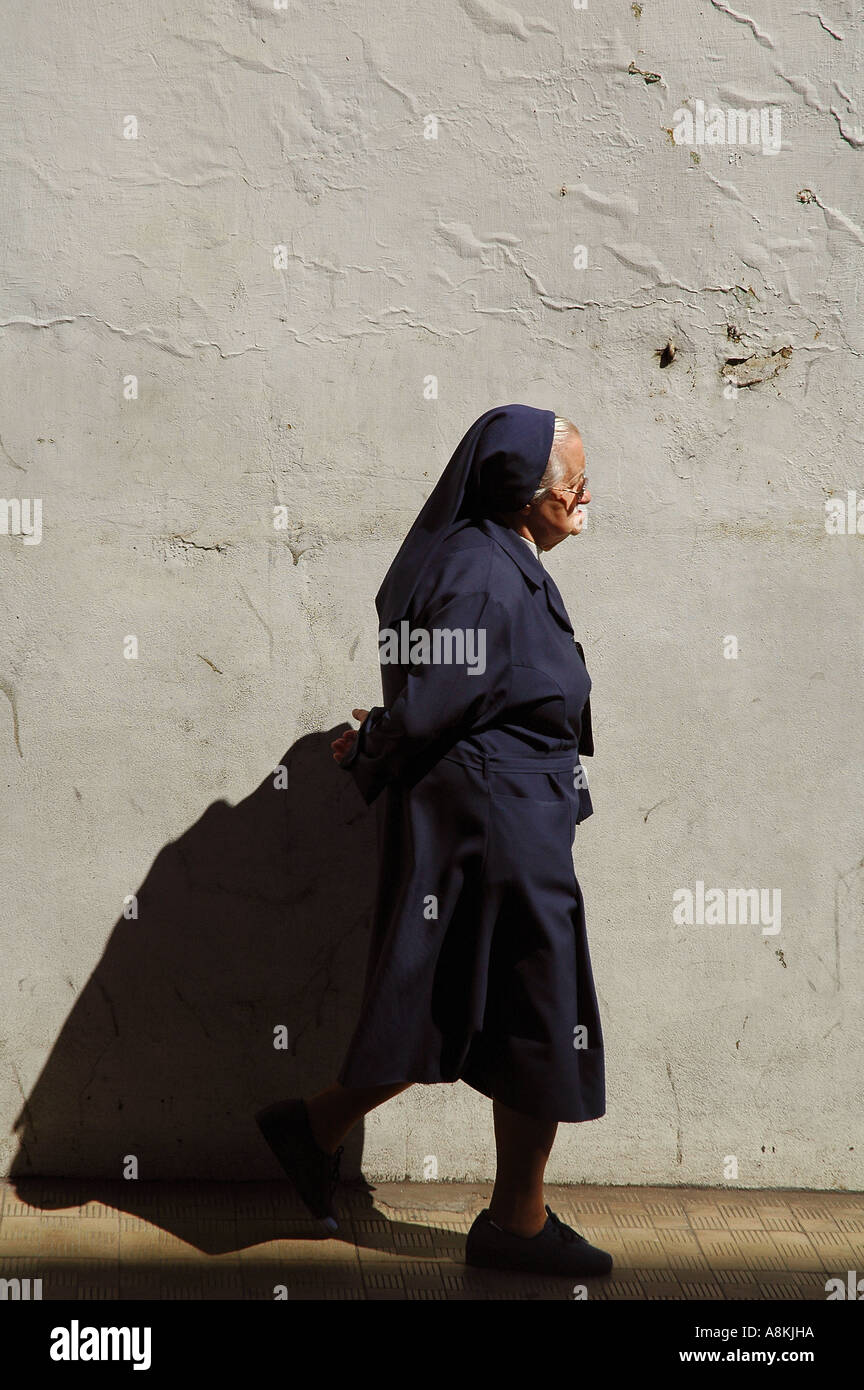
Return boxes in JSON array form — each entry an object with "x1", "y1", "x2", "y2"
[{"x1": 1, "y1": 0, "x2": 862, "y2": 1190}]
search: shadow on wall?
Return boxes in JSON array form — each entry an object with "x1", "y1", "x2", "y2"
[{"x1": 10, "y1": 728, "x2": 379, "y2": 1210}]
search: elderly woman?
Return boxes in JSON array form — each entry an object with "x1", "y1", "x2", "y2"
[{"x1": 257, "y1": 405, "x2": 612, "y2": 1277}]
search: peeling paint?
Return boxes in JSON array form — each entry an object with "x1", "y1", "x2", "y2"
[
  {"x1": 628, "y1": 60, "x2": 663, "y2": 85},
  {"x1": 458, "y1": 0, "x2": 555, "y2": 41},
  {"x1": 154, "y1": 536, "x2": 231, "y2": 563},
  {"x1": 710, "y1": 0, "x2": 776, "y2": 49},
  {"x1": 721, "y1": 345, "x2": 792, "y2": 386},
  {"x1": 798, "y1": 9, "x2": 845, "y2": 42}
]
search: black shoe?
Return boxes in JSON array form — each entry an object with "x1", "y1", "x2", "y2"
[
  {"x1": 465, "y1": 1204, "x2": 613, "y2": 1276},
  {"x1": 255, "y1": 1098, "x2": 344, "y2": 1231}
]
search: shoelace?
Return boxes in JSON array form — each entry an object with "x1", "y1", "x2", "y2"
[{"x1": 545, "y1": 1205, "x2": 582, "y2": 1243}]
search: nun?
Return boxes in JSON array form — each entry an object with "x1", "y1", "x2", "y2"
[{"x1": 256, "y1": 404, "x2": 612, "y2": 1277}]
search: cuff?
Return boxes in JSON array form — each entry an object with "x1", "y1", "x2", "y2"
[{"x1": 337, "y1": 707, "x2": 384, "y2": 778}]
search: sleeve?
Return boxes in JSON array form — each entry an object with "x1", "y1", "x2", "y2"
[{"x1": 339, "y1": 588, "x2": 512, "y2": 805}]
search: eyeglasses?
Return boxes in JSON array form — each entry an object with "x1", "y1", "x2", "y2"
[{"x1": 558, "y1": 477, "x2": 589, "y2": 505}]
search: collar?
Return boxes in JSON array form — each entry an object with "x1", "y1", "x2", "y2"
[
  {"x1": 478, "y1": 517, "x2": 546, "y2": 588},
  {"x1": 479, "y1": 518, "x2": 574, "y2": 634}
]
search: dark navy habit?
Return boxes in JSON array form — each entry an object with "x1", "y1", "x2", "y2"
[{"x1": 337, "y1": 405, "x2": 604, "y2": 1122}]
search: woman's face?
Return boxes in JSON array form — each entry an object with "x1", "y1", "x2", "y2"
[{"x1": 526, "y1": 432, "x2": 590, "y2": 551}]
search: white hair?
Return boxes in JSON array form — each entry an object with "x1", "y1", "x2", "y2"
[{"x1": 531, "y1": 416, "x2": 580, "y2": 500}]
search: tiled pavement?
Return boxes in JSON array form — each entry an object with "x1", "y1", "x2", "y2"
[{"x1": 1, "y1": 1178, "x2": 861, "y2": 1300}]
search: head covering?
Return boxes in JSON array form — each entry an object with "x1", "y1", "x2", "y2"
[{"x1": 375, "y1": 403, "x2": 554, "y2": 626}]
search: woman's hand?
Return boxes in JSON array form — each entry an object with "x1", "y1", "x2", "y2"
[{"x1": 331, "y1": 708, "x2": 370, "y2": 763}]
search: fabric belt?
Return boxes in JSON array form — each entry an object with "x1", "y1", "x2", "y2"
[{"x1": 443, "y1": 748, "x2": 581, "y2": 773}]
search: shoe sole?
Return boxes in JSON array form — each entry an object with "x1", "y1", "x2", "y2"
[{"x1": 465, "y1": 1247, "x2": 612, "y2": 1276}]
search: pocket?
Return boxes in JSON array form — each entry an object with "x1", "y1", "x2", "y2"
[{"x1": 488, "y1": 767, "x2": 567, "y2": 805}]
